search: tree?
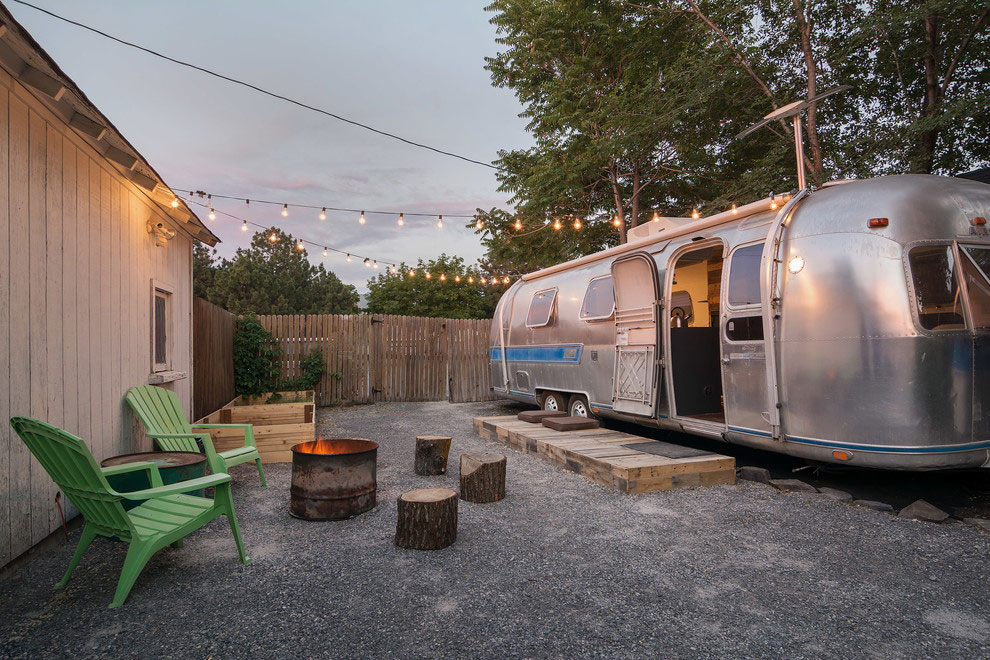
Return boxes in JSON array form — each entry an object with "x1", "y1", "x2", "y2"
[
  {"x1": 366, "y1": 254, "x2": 501, "y2": 319},
  {"x1": 193, "y1": 242, "x2": 218, "y2": 300},
  {"x1": 207, "y1": 227, "x2": 360, "y2": 315}
]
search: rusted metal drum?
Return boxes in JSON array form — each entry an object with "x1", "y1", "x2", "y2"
[{"x1": 290, "y1": 438, "x2": 378, "y2": 520}]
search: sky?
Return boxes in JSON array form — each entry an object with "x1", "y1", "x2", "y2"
[{"x1": 8, "y1": 1, "x2": 531, "y2": 291}]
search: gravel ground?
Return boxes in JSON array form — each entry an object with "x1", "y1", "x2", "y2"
[{"x1": 2, "y1": 401, "x2": 990, "y2": 659}]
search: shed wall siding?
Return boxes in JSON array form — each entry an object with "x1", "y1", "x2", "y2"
[{"x1": 0, "y1": 67, "x2": 194, "y2": 567}]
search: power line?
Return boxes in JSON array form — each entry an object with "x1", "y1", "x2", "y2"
[{"x1": 11, "y1": 0, "x2": 498, "y2": 169}]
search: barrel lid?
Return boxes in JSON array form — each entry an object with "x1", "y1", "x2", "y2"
[{"x1": 100, "y1": 451, "x2": 206, "y2": 468}]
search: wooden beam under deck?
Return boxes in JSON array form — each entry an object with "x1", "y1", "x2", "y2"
[{"x1": 473, "y1": 416, "x2": 736, "y2": 493}]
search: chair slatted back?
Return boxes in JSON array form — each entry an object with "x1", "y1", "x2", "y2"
[
  {"x1": 9, "y1": 417, "x2": 134, "y2": 540},
  {"x1": 125, "y1": 386, "x2": 197, "y2": 453}
]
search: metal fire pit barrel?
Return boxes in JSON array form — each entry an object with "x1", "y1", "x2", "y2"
[{"x1": 290, "y1": 438, "x2": 378, "y2": 520}]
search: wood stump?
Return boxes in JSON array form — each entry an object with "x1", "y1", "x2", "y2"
[
  {"x1": 414, "y1": 435, "x2": 452, "y2": 475},
  {"x1": 394, "y1": 488, "x2": 458, "y2": 550},
  {"x1": 459, "y1": 452, "x2": 507, "y2": 503}
]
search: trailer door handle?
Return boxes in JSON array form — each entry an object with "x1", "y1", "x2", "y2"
[{"x1": 721, "y1": 357, "x2": 730, "y2": 365}]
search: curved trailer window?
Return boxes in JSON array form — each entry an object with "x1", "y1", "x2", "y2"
[
  {"x1": 908, "y1": 245, "x2": 965, "y2": 330},
  {"x1": 580, "y1": 276, "x2": 615, "y2": 320},
  {"x1": 727, "y1": 244, "x2": 763, "y2": 307},
  {"x1": 526, "y1": 289, "x2": 557, "y2": 327}
]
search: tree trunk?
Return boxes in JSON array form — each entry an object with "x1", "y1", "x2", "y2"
[
  {"x1": 608, "y1": 160, "x2": 627, "y2": 244},
  {"x1": 414, "y1": 436, "x2": 452, "y2": 476},
  {"x1": 394, "y1": 488, "x2": 458, "y2": 550},
  {"x1": 792, "y1": 0, "x2": 825, "y2": 184},
  {"x1": 459, "y1": 452, "x2": 507, "y2": 503},
  {"x1": 916, "y1": 12, "x2": 941, "y2": 174},
  {"x1": 630, "y1": 163, "x2": 641, "y2": 229}
]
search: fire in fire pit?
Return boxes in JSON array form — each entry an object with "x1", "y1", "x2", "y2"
[{"x1": 290, "y1": 438, "x2": 378, "y2": 520}]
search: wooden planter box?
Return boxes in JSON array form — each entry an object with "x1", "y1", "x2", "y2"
[{"x1": 194, "y1": 390, "x2": 315, "y2": 464}]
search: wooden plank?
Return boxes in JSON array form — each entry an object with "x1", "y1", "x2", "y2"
[
  {"x1": 44, "y1": 121, "x2": 63, "y2": 532},
  {"x1": 0, "y1": 82, "x2": 10, "y2": 566}
]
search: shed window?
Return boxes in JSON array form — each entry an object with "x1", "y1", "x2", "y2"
[
  {"x1": 908, "y1": 246, "x2": 964, "y2": 330},
  {"x1": 961, "y1": 246, "x2": 990, "y2": 330},
  {"x1": 152, "y1": 283, "x2": 172, "y2": 371},
  {"x1": 727, "y1": 244, "x2": 763, "y2": 307},
  {"x1": 580, "y1": 276, "x2": 615, "y2": 320},
  {"x1": 526, "y1": 289, "x2": 557, "y2": 328}
]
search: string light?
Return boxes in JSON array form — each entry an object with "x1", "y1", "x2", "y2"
[
  {"x1": 346, "y1": 253, "x2": 352, "y2": 263},
  {"x1": 454, "y1": 275, "x2": 461, "y2": 283},
  {"x1": 398, "y1": 213, "x2": 404, "y2": 226},
  {"x1": 480, "y1": 277, "x2": 486, "y2": 284},
  {"x1": 281, "y1": 204, "x2": 289, "y2": 218},
  {"x1": 241, "y1": 220, "x2": 248, "y2": 231},
  {"x1": 437, "y1": 215, "x2": 443, "y2": 229},
  {"x1": 731, "y1": 203, "x2": 738, "y2": 214},
  {"x1": 364, "y1": 257, "x2": 371, "y2": 268},
  {"x1": 409, "y1": 269, "x2": 415, "y2": 277},
  {"x1": 613, "y1": 215, "x2": 622, "y2": 227},
  {"x1": 468, "y1": 276, "x2": 474, "y2": 284},
  {"x1": 296, "y1": 240, "x2": 305, "y2": 251},
  {"x1": 319, "y1": 207, "x2": 327, "y2": 221},
  {"x1": 691, "y1": 208, "x2": 701, "y2": 219},
  {"x1": 269, "y1": 231, "x2": 278, "y2": 243},
  {"x1": 208, "y1": 208, "x2": 216, "y2": 221},
  {"x1": 170, "y1": 198, "x2": 179, "y2": 208},
  {"x1": 322, "y1": 247, "x2": 328, "y2": 257},
  {"x1": 573, "y1": 219, "x2": 582, "y2": 230},
  {"x1": 553, "y1": 219, "x2": 562, "y2": 231},
  {"x1": 359, "y1": 211, "x2": 366, "y2": 225},
  {"x1": 502, "y1": 276, "x2": 510, "y2": 284},
  {"x1": 769, "y1": 194, "x2": 778, "y2": 210},
  {"x1": 476, "y1": 218, "x2": 483, "y2": 230},
  {"x1": 391, "y1": 266, "x2": 398, "y2": 274},
  {"x1": 514, "y1": 218, "x2": 522, "y2": 230},
  {"x1": 373, "y1": 260, "x2": 379, "y2": 269},
  {"x1": 652, "y1": 211, "x2": 660, "y2": 223},
  {"x1": 425, "y1": 272, "x2": 432, "y2": 279},
  {"x1": 440, "y1": 273, "x2": 446, "y2": 281}
]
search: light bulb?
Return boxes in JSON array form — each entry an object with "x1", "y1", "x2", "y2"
[
  {"x1": 455, "y1": 275, "x2": 461, "y2": 283},
  {"x1": 480, "y1": 277, "x2": 486, "y2": 284},
  {"x1": 514, "y1": 218, "x2": 522, "y2": 230},
  {"x1": 364, "y1": 257, "x2": 371, "y2": 268},
  {"x1": 397, "y1": 213, "x2": 404, "y2": 226},
  {"x1": 269, "y1": 232, "x2": 278, "y2": 243},
  {"x1": 440, "y1": 273, "x2": 446, "y2": 281},
  {"x1": 476, "y1": 219, "x2": 483, "y2": 230},
  {"x1": 652, "y1": 211, "x2": 660, "y2": 223},
  {"x1": 788, "y1": 255, "x2": 805, "y2": 274},
  {"x1": 437, "y1": 215, "x2": 443, "y2": 229},
  {"x1": 170, "y1": 198, "x2": 179, "y2": 208},
  {"x1": 359, "y1": 211, "x2": 366, "y2": 225},
  {"x1": 409, "y1": 269, "x2": 415, "y2": 277},
  {"x1": 296, "y1": 240, "x2": 305, "y2": 251},
  {"x1": 391, "y1": 266, "x2": 397, "y2": 274},
  {"x1": 373, "y1": 260, "x2": 379, "y2": 269},
  {"x1": 503, "y1": 276, "x2": 509, "y2": 284},
  {"x1": 281, "y1": 204, "x2": 289, "y2": 218},
  {"x1": 346, "y1": 253, "x2": 351, "y2": 263},
  {"x1": 553, "y1": 219, "x2": 562, "y2": 231},
  {"x1": 208, "y1": 208, "x2": 216, "y2": 221},
  {"x1": 613, "y1": 215, "x2": 622, "y2": 227},
  {"x1": 425, "y1": 272, "x2": 432, "y2": 279},
  {"x1": 241, "y1": 220, "x2": 248, "y2": 231},
  {"x1": 319, "y1": 208, "x2": 327, "y2": 221},
  {"x1": 573, "y1": 219, "x2": 582, "y2": 230},
  {"x1": 731, "y1": 203, "x2": 738, "y2": 214},
  {"x1": 691, "y1": 208, "x2": 701, "y2": 219},
  {"x1": 770, "y1": 198, "x2": 778, "y2": 210},
  {"x1": 468, "y1": 276, "x2": 473, "y2": 284},
  {"x1": 322, "y1": 247, "x2": 328, "y2": 257}
]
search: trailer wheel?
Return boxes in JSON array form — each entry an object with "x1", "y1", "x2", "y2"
[
  {"x1": 541, "y1": 392, "x2": 565, "y2": 412},
  {"x1": 568, "y1": 395, "x2": 591, "y2": 418}
]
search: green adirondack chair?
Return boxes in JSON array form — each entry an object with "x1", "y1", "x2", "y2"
[
  {"x1": 125, "y1": 385, "x2": 267, "y2": 486},
  {"x1": 9, "y1": 416, "x2": 250, "y2": 608}
]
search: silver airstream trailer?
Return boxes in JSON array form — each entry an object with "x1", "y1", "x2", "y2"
[{"x1": 489, "y1": 174, "x2": 990, "y2": 470}]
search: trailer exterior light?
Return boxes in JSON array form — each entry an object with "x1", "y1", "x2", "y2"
[
  {"x1": 832, "y1": 450, "x2": 851, "y2": 461},
  {"x1": 868, "y1": 217, "x2": 889, "y2": 228},
  {"x1": 973, "y1": 216, "x2": 987, "y2": 226},
  {"x1": 787, "y1": 256, "x2": 805, "y2": 274}
]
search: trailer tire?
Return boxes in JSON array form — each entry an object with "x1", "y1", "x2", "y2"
[
  {"x1": 541, "y1": 392, "x2": 566, "y2": 412},
  {"x1": 568, "y1": 395, "x2": 592, "y2": 418}
]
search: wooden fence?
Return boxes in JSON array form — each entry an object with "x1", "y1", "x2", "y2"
[
  {"x1": 256, "y1": 314, "x2": 495, "y2": 406},
  {"x1": 191, "y1": 298, "x2": 496, "y2": 412},
  {"x1": 193, "y1": 298, "x2": 236, "y2": 419}
]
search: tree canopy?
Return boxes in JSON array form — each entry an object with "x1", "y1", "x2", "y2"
[
  {"x1": 195, "y1": 228, "x2": 360, "y2": 315},
  {"x1": 365, "y1": 254, "x2": 502, "y2": 319}
]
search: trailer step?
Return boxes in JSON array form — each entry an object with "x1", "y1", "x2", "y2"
[{"x1": 473, "y1": 416, "x2": 735, "y2": 494}]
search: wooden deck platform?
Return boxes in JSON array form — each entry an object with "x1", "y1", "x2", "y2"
[{"x1": 473, "y1": 416, "x2": 736, "y2": 493}]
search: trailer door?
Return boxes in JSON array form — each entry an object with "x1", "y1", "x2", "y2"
[
  {"x1": 959, "y1": 244, "x2": 990, "y2": 442},
  {"x1": 611, "y1": 253, "x2": 661, "y2": 416}
]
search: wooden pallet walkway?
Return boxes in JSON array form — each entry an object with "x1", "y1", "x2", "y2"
[{"x1": 473, "y1": 416, "x2": 736, "y2": 493}]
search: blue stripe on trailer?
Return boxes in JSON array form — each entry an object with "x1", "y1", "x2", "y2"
[
  {"x1": 728, "y1": 426, "x2": 774, "y2": 438},
  {"x1": 490, "y1": 345, "x2": 583, "y2": 363},
  {"x1": 785, "y1": 434, "x2": 990, "y2": 454},
  {"x1": 509, "y1": 390, "x2": 537, "y2": 398}
]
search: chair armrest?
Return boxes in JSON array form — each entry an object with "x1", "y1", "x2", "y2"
[
  {"x1": 116, "y1": 473, "x2": 232, "y2": 500},
  {"x1": 101, "y1": 461, "x2": 164, "y2": 488},
  {"x1": 191, "y1": 423, "x2": 256, "y2": 448},
  {"x1": 146, "y1": 432, "x2": 228, "y2": 475}
]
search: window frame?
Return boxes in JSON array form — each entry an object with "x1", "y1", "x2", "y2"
[
  {"x1": 958, "y1": 243, "x2": 990, "y2": 332},
  {"x1": 725, "y1": 241, "x2": 765, "y2": 311},
  {"x1": 579, "y1": 275, "x2": 615, "y2": 322},
  {"x1": 904, "y1": 240, "x2": 973, "y2": 334},
  {"x1": 151, "y1": 279, "x2": 174, "y2": 372},
  {"x1": 525, "y1": 287, "x2": 558, "y2": 329}
]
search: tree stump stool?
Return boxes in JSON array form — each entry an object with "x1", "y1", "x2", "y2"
[
  {"x1": 459, "y1": 452, "x2": 507, "y2": 503},
  {"x1": 414, "y1": 435, "x2": 452, "y2": 475},
  {"x1": 394, "y1": 488, "x2": 458, "y2": 550}
]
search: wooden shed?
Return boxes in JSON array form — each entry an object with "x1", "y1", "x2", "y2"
[{"x1": 0, "y1": 6, "x2": 219, "y2": 569}]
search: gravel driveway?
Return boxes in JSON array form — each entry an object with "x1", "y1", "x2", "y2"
[{"x1": 2, "y1": 401, "x2": 989, "y2": 659}]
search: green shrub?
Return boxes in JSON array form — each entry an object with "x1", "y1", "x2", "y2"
[
  {"x1": 279, "y1": 347, "x2": 332, "y2": 391},
  {"x1": 233, "y1": 315, "x2": 280, "y2": 398}
]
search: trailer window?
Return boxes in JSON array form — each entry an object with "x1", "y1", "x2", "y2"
[
  {"x1": 726, "y1": 316, "x2": 764, "y2": 342},
  {"x1": 727, "y1": 244, "x2": 763, "y2": 307},
  {"x1": 580, "y1": 276, "x2": 614, "y2": 320},
  {"x1": 961, "y1": 246, "x2": 990, "y2": 329},
  {"x1": 526, "y1": 289, "x2": 557, "y2": 328},
  {"x1": 908, "y1": 246, "x2": 965, "y2": 330}
]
